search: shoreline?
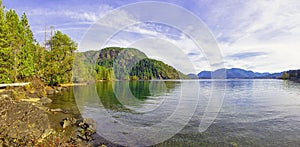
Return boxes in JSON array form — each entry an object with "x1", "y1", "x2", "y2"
[{"x1": 0, "y1": 80, "x2": 105, "y2": 146}]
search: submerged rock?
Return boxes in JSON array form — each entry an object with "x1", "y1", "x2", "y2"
[
  {"x1": 61, "y1": 117, "x2": 77, "y2": 129},
  {"x1": 39, "y1": 97, "x2": 52, "y2": 104},
  {"x1": 50, "y1": 108, "x2": 63, "y2": 112}
]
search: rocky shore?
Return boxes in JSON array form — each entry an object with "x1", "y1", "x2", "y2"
[
  {"x1": 0, "y1": 78, "x2": 103, "y2": 146},
  {"x1": 0, "y1": 95, "x2": 50, "y2": 146}
]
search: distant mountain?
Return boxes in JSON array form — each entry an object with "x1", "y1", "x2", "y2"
[
  {"x1": 187, "y1": 73, "x2": 198, "y2": 79},
  {"x1": 257, "y1": 72, "x2": 283, "y2": 79},
  {"x1": 197, "y1": 70, "x2": 211, "y2": 79},
  {"x1": 197, "y1": 68, "x2": 283, "y2": 79}
]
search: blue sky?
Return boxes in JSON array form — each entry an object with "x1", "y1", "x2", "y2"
[{"x1": 3, "y1": 0, "x2": 300, "y2": 73}]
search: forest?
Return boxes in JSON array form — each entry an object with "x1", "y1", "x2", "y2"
[
  {"x1": 0, "y1": 1, "x2": 76, "y2": 86},
  {"x1": 282, "y1": 70, "x2": 300, "y2": 82}
]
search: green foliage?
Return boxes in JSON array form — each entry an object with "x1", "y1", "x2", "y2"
[
  {"x1": 96, "y1": 47, "x2": 189, "y2": 80},
  {"x1": 43, "y1": 31, "x2": 77, "y2": 86},
  {"x1": 73, "y1": 53, "x2": 94, "y2": 82},
  {"x1": 18, "y1": 13, "x2": 35, "y2": 80},
  {"x1": 95, "y1": 65, "x2": 113, "y2": 81},
  {"x1": 98, "y1": 47, "x2": 146, "y2": 68},
  {"x1": 0, "y1": 4, "x2": 37, "y2": 83},
  {"x1": 282, "y1": 72, "x2": 289, "y2": 80},
  {"x1": 286, "y1": 70, "x2": 300, "y2": 82},
  {"x1": 34, "y1": 44, "x2": 46, "y2": 77},
  {"x1": 5, "y1": 9, "x2": 20, "y2": 82},
  {"x1": 0, "y1": 2, "x2": 78, "y2": 85},
  {"x1": 0, "y1": 1, "x2": 12, "y2": 83},
  {"x1": 130, "y1": 58, "x2": 188, "y2": 80}
]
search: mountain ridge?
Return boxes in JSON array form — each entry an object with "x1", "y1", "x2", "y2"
[
  {"x1": 76, "y1": 47, "x2": 189, "y2": 80},
  {"x1": 196, "y1": 68, "x2": 283, "y2": 79}
]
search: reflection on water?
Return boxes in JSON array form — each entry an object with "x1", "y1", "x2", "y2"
[
  {"x1": 51, "y1": 79, "x2": 300, "y2": 146},
  {"x1": 92, "y1": 81, "x2": 179, "y2": 112},
  {"x1": 47, "y1": 89, "x2": 81, "y2": 130}
]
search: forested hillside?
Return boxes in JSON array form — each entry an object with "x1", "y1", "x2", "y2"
[
  {"x1": 79, "y1": 47, "x2": 189, "y2": 80},
  {"x1": 130, "y1": 58, "x2": 187, "y2": 80},
  {"x1": 282, "y1": 70, "x2": 300, "y2": 82}
]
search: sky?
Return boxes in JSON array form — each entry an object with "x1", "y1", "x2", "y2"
[{"x1": 2, "y1": 0, "x2": 300, "y2": 73}]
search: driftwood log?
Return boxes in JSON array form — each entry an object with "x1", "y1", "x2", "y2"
[{"x1": 0, "y1": 82, "x2": 30, "y2": 88}]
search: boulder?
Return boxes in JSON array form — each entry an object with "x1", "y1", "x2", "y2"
[
  {"x1": 0, "y1": 96, "x2": 50, "y2": 146},
  {"x1": 39, "y1": 97, "x2": 52, "y2": 104},
  {"x1": 45, "y1": 86, "x2": 55, "y2": 95}
]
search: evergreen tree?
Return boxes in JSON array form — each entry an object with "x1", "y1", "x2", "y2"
[
  {"x1": 34, "y1": 43, "x2": 46, "y2": 77},
  {"x1": 0, "y1": 1, "x2": 78, "y2": 85},
  {"x1": 18, "y1": 13, "x2": 35, "y2": 80},
  {"x1": 0, "y1": 0, "x2": 12, "y2": 83},
  {"x1": 6, "y1": 9, "x2": 21, "y2": 82},
  {"x1": 44, "y1": 31, "x2": 77, "y2": 85}
]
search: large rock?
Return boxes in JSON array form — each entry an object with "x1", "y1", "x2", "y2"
[
  {"x1": 0, "y1": 96, "x2": 50, "y2": 146},
  {"x1": 45, "y1": 86, "x2": 55, "y2": 95},
  {"x1": 39, "y1": 97, "x2": 52, "y2": 104}
]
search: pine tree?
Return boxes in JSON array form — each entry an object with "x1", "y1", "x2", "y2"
[
  {"x1": 0, "y1": 1, "x2": 12, "y2": 83},
  {"x1": 34, "y1": 43, "x2": 46, "y2": 77},
  {"x1": 18, "y1": 13, "x2": 35, "y2": 80},
  {"x1": 44, "y1": 31, "x2": 77, "y2": 85},
  {"x1": 6, "y1": 9, "x2": 21, "y2": 82}
]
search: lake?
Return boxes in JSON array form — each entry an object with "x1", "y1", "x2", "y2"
[{"x1": 49, "y1": 79, "x2": 300, "y2": 146}]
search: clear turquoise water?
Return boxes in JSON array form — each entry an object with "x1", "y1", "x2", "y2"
[{"x1": 50, "y1": 79, "x2": 300, "y2": 146}]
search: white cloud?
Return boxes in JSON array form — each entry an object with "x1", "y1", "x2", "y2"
[
  {"x1": 20, "y1": 0, "x2": 300, "y2": 73},
  {"x1": 206, "y1": 0, "x2": 300, "y2": 72},
  {"x1": 27, "y1": 5, "x2": 113, "y2": 22},
  {"x1": 23, "y1": 4, "x2": 114, "y2": 43},
  {"x1": 101, "y1": 23, "x2": 211, "y2": 74}
]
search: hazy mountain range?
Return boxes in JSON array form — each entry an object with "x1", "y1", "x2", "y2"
[
  {"x1": 77, "y1": 48, "x2": 288, "y2": 80},
  {"x1": 195, "y1": 68, "x2": 283, "y2": 79}
]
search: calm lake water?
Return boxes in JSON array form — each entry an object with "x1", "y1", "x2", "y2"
[{"x1": 50, "y1": 79, "x2": 300, "y2": 146}]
